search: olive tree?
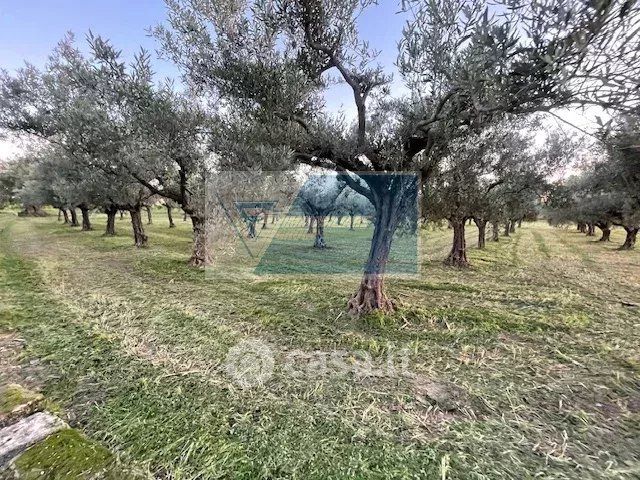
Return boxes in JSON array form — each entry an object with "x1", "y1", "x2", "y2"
[
  {"x1": 153, "y1": 0, "x2": 640, "y2": 314},
  {"x1": 294, "y1": 173, "x2": 346, "y2": 248}
]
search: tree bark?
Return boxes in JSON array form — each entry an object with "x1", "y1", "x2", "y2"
[
  {"x1": 474, "y1": 218, "x2": 487, "y2": 249},
  {"x1": 307, "y1": 216, "x2": 315, "y2": 234},
  {"x1": 61, "y1": 209, "x2": 69, "y2": 224},
  {"x1": 129, "y1": 207, "x2": 148, "y2": 248},
  {"x1": 57, "y1": 209, "x2": 62, "y2": 221},
  {"x1": 145, "y1": 205, "x2": 153, "y2": 225},
  {"x1": 347, "y1": 192, "x2": 400, "y2": 315},
  {"x1": 183, "y1": 211, "x2": 188, "y2": 221},
  {"x1": 247, "y1": 218, "x2": 257, "y2": 238},
  {"x1": 166, "y1": 205, "x2": 176, "y2": 228},
  {"x1": 262, "y1": 210, "x2": 268, "y2": 229},
  {"x1": 596, "y1": 222, "x2": 611, "y2": 242},
  {"x1": 188, "y1": 215, "x2": 211, "y2": 266},
  {"x1": 503, "y1": 222, "x2": 510, "y2": 237},
  {"x1": 69, "y1": 208, "x2": 79, "y2": 227},
  {"x1": 491, "y1": 221, "x2": 499, "y2": 242},
  {"x1": 314, "y1": 216, "x2": 326, "y2": 248},
  {"x1": 586, "y1": 223, "x2": 595, "y2": 236},
  {"x1": 80, "y1": 206, "x2": 92, "y2": 231},
  {"x1": 444, "y1": 218, "x2": 470, "y2": 267},
  {"x1": 350, "y1": 214, "x2": 355, "y2": 230},
  {"x1": 120, "y1": 210, "x2": 124, "y2": 220},
  {"x1": 509, "y1": 220, "x2": 516, "y2": 234},
  {"x1": 105, "y1": 205, "x2": 118, "y2": 236},
  {"x1": 620, "y1": 227, "x2": 638, "y2": 250}
]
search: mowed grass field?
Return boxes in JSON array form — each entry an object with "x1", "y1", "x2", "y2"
[{"x1": 0, "y1": 209, "x2": 639, "y2": 479}]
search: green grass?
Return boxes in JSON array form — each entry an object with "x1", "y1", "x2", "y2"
[
  {"x1": 13, "y1": 429, "x2": 129, "y2": 480},
  {"x1": 0, "y1": 384, "x2": 43, "y2": 416},
  {"x1": 0, "y1": 210, "x2": 639, "y2": 479}
]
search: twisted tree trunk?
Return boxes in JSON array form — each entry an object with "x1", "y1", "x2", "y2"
[
  {"x1": 166, "y1": 205, "x2": 176, "y2": 228},
  {"x1": 503, "y1": 222, "x2": 510, "y2": 237},
  {"x1": 596, "y1": 222, "x2": 611, "y2": 242},
  {"x1": 491, "y1": 221, "x2": 499, "y2": 242},
  {"x1": 586, "y1": 223, "x2": 595, "y2": 236},
  {"x1": 79, "y1": 205, "x2": 92, "y2": 231},
  {"x1": 69, "y1": 208, "x2": 79, "y2": 227},
  {"x1": 247, "y1": 218, "x2": 257, "y2": 238},
  {"x1": 444, "y1": 218, "x2": 470, "y2": 267},
  {"x1": 188, "y1": 214, "x2": 211, "y2": 267},
  {"x1": 129, "y1": 206, "x2": 148, "y2": 248},
  {"x1": 474, "y1": 217, "x2": 487, "y2": 249},
  {"x1": 620, "y1": 227, "x2": 638, "y2": 250},
  {"x1": 350, "y1": 214, "x2": 355, "y2": 230},
  {"x1": 509, "y1": 220, "x2": 516, "y2": 234},
  {"x1": 145, "y1": 205, "x2": 153, "y2": 225},
  {"x1": 61, "y1": 209, "x2": 69, "y2": 224},
  {"x1": 105, "y1": 205, "x2": 118, "y2": 236},
  {"x1": 314, "y1": 216, "x2": 326, "y2": 248},
  {"x1": 307, "y1": 216, "x2": 315, "y2": 234},
  {"x1": 348, "y1": 192, "x2": 400, "y2": 315}
]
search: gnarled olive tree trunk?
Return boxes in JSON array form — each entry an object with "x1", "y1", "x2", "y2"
[
  {"x1": 586, "y1": 222, "x2": 596, "y2": 236},
  {"x1": 105, "y1": 205, "x2": 118, "y2": 236},
  {"x1": 444, "y1": 218, "x2": 470, "y2": 267},
  {"x1": 348, "y1": 187, "x2": 405, "y2": 315},
  {"x1": 247, "y1": 217, "x2": 258, "y2": 238},
  {"x1": 129, "y1": 206, "x2": 148, "y2": 248},
  {"x1": 61, "y1": 209, "x2": 69, "y2": 224},
  {"x1": 491, "y1": 221, "x2": 499, "y2": 242},
  {"x1": 166, "y1": 205, "x2": 176, "y2": 228},
  {"x1": 620, "y1": 226, "x2": 638, "y2": 250},
  {"x1": 79, "y1": 205, "x2": 92, "y2": 231},
  {"x1": 503, "y1": 222, "x2": 510, "y2": 237},
  {"x1": 595, "y1": 222, "x2": 611, "y2": 242},
  {"x1": 350, "y1": 214, "x2": 355, "y2": 230},
  {"x1": 307, "y1": 216, "x2": 315, "y2": 234},
  {"x1": 474, "y1": 217, "x2": 487, "y2": 249},
  {"x1": 188, "y1": 214, "x2": 211, "y2": 267},
  {"x1": 145, "y1": 205, "x2": 153, "y2": 225},
  {"x1": 69, "y1": 208, "x2": 79, "y2": 227},
  {"x1": 314, "y1": 216, "x2": 326, "y2": 248},
  {"x1": 509, "y1": 220, "x2": 516, "y2": 234}
]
